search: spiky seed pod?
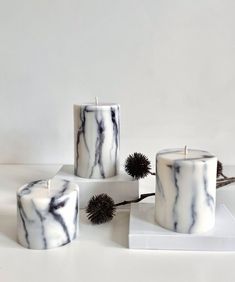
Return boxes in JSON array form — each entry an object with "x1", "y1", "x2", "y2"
[
  {"x1": 86, "y1": 194, "x2": 116, "y2": 224},
  {"x1": 125, "y1": 152, "x2": 151, "y2": 179},
  {"x1": 217, "y1": 161, "x2": 223, "y2": 178}
]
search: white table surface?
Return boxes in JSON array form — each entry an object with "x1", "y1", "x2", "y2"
[{"x1": 0, "y1": 165, "x2": 235, "y2": 282}]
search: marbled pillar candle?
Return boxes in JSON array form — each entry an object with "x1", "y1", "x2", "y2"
[
  {"x1": 155, "y1": 149, "x2": 217, "y2": 234},
  {"x1": 17, "y1": 178, "x2": 79, "y2": 249},
  {"x1": 74, "y1": 103, "x2": 120, "y2": 179}
]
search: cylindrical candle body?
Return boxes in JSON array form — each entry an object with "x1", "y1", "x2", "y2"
[
  {"x1": 155, "y1": 149, "x2": 217, "y2": 234},
  {"x1": 17, "y1": 178, "x2": 79, "y2": 249},
  {"x1": 74, "y1": 103, "x2": 120, "y2": 179}
]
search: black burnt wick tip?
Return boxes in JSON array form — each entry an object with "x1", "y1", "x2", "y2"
[
  {"x1": 125, "y1": 152, "x2": 152, "y2": 180},
  {"x1": 86, "y1": 194, "x2": 116, "y2": 224}
]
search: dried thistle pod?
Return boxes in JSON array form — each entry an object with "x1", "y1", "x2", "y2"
[
  {"x1": 125, "y1": 152, "x2": 154, "y2": 179},
  {"x1": 86, "y1": 194, "x2": 116, "y2": 224}
]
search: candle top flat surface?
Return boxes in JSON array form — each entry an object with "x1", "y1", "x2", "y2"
[
  {"x1": 156, "y1": 148, "x2": 216, "y2": 161},
  {"x1": 74, "y1": 103, "x2": 119, "y2": 109},
  {"x1": 17, "y1": 178, "x2": 78, "y2": 199}
]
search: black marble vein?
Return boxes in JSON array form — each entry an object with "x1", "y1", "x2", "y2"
[
  {"x1": 17, "y1": 197, "x2": 30, "y2": 248},
  {"x1": 75, "y1": 106, "x2": 90, "y2": 174},
  {"x1": 172, "y1": 163, "x2": 180, "y2": 232},
  {"x1": 18, "y1": 180, "x2": 43, "y2": 197},
  {"x1": 73, "y1": 191, "x2": 79, "y2": 239},
  {"x1": 18, "y1": 180, "x2": 43, "y2": 247},
  {"x1": 47, "y1": 180, "x2": 72, "y2": 244},
  {"x1": 58, "y1": 179, "x2": 70, "y2": 196},
  {"x1": 89, "y1": 111, "x2": 105, "y2": 178},
  {"x1": 32, "y1": 201, "x2": 47, "y2": 249},
  {"x1": 49, "y1": 196, "x2": 71, "y2": 245},
  {"x1": 110, "y1": 107, "x2": 119, "y2": 175}
]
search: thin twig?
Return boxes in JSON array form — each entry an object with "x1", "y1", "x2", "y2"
[
  {"x1": 217, "y1": 178, "x2": 235, "y2": 188},
  {"x1": 115, "y1": 193, "x2": 155, "y2": 207},
  {"x1": 221, "y1": 173, "x2": 228, "y2": 179},
  {"x1": 217, "y1": 177, "x2": 235, "y2": 182}
]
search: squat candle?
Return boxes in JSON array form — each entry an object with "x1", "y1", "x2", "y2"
[
  {"x1": 74, "y1": 101, "x2": 120, "y2": 179},
  {"x1": 17, "y1": 178, "x2": 79, "y2": 249},
  {"x1": 155, "y1": 148, "x2": 217, "y2": 234}
]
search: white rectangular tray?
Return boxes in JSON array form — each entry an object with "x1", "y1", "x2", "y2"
[{"x1": 129, "y1": 203, "x2": 235, "y2": 251}]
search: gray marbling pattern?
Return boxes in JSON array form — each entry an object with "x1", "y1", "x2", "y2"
[
  {"x1": 155, "y1": 149, "x2": 217, "y2": 234},
  {"x1": 17, "y1": 179, "x2": 79, "y2": 249},
  {"x1": 74, "y1": 104, "x2": 120, "y2": 179}
]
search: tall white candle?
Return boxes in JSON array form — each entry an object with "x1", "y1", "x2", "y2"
[
  {"x1": 17, "y1": 178, "x2": 79, "y2": 249},
  {"x1": 155, "y1": 148, "x2": 217, "y2": 234},
  {"x1": 74, "y1": 102, "x2": 120, "y2": 179}
]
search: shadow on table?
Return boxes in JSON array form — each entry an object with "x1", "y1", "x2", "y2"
[{"x1": 110, "y1": 210, "x2": 129, "y2": 248}]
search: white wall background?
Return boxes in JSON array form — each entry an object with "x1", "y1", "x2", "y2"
[{"x1": 0, "y1": 0, "x2": 235, "y2": 165}]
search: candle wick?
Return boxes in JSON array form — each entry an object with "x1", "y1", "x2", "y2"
[
  {"x1": 95, "y1": 96, "x2": 98, "y2": 106},
  {"x1": 184, "y1": 145, "x2": 188, "y2": 158}
]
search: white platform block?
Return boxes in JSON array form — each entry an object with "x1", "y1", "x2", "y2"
[
  {"x1": 54, "y1": 165, "x2": 139, "y2": 209},
  {"x1": 129, "y1": 203, "x2": 235, "y2": 251}
]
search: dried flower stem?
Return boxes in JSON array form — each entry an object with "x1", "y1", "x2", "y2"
[
  {"x1": 217, "y1": 177, "x2": 235, "y2": 182},
  {"x1": 115, "y1": 193, "x2": 155, "y2": 207},
  {"x1": 216, "y1": 176, "x2": 235, "y2": 188},
  {"x1": 217, "y1": 179, "x2": 235, "y2": 188}
]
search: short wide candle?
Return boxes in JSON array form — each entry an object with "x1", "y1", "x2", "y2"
[
  {"x1": 155, "y1": 149, "x2": 217, "y2": 234},
  {"x1": 74, "y1": 103, "x2": 120, "y2": 179},
  {"x1": 17, "y1": 178, "x2": 79, "y2": 249}
]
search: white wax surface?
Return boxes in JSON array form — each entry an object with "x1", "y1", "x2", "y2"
[
  {"x1": 157, "y1": 148, "x2": 215, "y2": 161},
  {"x1": 77, "y1": 103, "x2": 119, "y2": 110},
  {"x1": 155, "y1": 148, "x2": 217, "y2": 234},
  {"x1": 17, "y1": 178, "x2": 79, "y2": 249},
  {"x1": 74, "y1": 103, "x2": 120, "y2": 179},
  {"x1": 18, "y1": 178, "x2": 77, "y2": 200}
]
